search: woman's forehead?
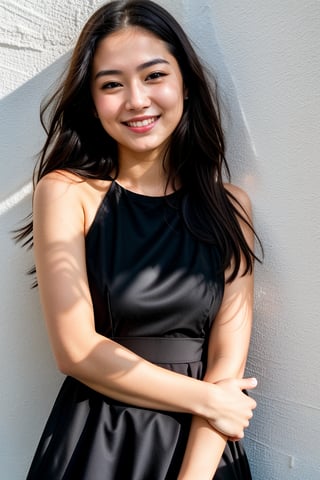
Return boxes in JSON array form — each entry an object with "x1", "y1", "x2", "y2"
[{"x1": 92, "y1": 27, "x2": 176, "y2": 72}]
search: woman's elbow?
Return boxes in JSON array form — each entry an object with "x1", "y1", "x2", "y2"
[
  {"x1": 53, "y1": 347, "x2": 87, "y2": 377},
  {"x1": 55, "y1": 355, "x2": 77, "y2": 376}
]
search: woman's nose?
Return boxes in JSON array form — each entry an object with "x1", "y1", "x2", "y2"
[{"x1": 125, "y1": 82, "x2": 150, "y2": 111}]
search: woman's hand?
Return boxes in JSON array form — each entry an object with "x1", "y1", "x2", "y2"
[{"x1": 207, "y1": 377, "x2": 257, "y2": 439}]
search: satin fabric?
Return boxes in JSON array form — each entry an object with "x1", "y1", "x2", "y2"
[{"x1": 27, "y1": 181, "x2": 252, "y2": 479}]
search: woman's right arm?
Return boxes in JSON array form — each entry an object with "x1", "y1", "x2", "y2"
[{"x1": 33, "y1": 173, "x2": 256, "y2": 439}]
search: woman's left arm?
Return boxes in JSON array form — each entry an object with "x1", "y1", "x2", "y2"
[{"x1": 177, "y1": 185, "x2": 256, "y2": 479}]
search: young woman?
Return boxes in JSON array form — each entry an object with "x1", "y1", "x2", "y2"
[{"x1": 18, "y1": 1, "x2": 260, "y2": 478}]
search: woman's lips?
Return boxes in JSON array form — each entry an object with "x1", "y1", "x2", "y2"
[{"x1": 123, "y1": 116, "x2": 160, "y2": 132}]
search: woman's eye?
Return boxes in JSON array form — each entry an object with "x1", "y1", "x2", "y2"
[
  {"x1": 147, "y1": 71, "x2": 167, "y2": 81},
  {"x1": 101, "y1": 81, "x2": 122, "y2": 90}
]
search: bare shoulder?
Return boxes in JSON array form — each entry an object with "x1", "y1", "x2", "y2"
[
  {"x1": 34, "y1": 170, "x2": 84, "y2": 202},
  {"x1": 224, "y1": 183, "x2": 252, "y2": 218},
  {"x1": 34, "y1": 171, "x2": 112, "y2": 235},
  {"x1": 224, "y1": 183, "x2": 254, "y2": 254},
  {"x1": 33, "y1": 172, "x2": 86, "y2": 244}
]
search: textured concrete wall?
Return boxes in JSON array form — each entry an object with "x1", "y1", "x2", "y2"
[{"x1": 0, "y1": 1, "x2": 319, "y2": 479}]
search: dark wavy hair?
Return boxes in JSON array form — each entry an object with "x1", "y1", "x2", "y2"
[{"x1": 16, "y1": 0, "x2": 262, "y2": 282}]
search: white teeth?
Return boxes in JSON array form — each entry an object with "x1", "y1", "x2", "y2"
[{"x1": 126, "y1": 117, "x2": 157, "y2": 127}]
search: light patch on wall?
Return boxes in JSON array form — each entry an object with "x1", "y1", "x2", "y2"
[{"x1": 0, "y1": 181, "x2": 32, "y2": 215}]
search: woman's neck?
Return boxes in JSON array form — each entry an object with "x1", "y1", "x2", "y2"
[{"x1": 116, "y1": 154, "x2": 172, "y2": 196}]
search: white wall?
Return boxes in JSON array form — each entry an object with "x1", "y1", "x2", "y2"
[{"x1": 0, "y1": 1, "x2": 319, "y2": 479}]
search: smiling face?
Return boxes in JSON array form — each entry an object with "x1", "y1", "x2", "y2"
[{"x1": 91, "y1": 27, "x2": 185, "y2": 164}]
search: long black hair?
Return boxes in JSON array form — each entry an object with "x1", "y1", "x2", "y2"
[{"x1": 16, "y1": 0, "x2": 262, "y2": 281}]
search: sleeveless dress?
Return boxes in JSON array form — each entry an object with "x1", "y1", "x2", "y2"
[{"x1": 27, "y1": 181, "x2": 252, "y2": 480}]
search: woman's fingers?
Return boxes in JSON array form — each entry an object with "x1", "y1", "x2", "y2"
[
  {"x1": 207, "y1": 377, "x2": 257, "y2": 439},
  {"x1": 239, "y1": 377, "x2": 258, "y2": 391}
]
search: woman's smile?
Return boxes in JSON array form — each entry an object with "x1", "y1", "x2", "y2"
[{"x1": 122, "y1": 115, "x2": 160, "y2": 132}]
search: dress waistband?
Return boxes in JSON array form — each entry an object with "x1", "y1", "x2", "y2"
[{"x1": 112, "y1": 337, "x2": 205, "y2": 364}]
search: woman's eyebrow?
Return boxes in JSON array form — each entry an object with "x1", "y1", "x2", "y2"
[{"x1": 94, "y1": 58, "x2": 170, "y2": 80}]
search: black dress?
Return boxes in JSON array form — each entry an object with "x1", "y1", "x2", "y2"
[{"x1": 27, "y1": 181, "x2": 252, "y2": 479}]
